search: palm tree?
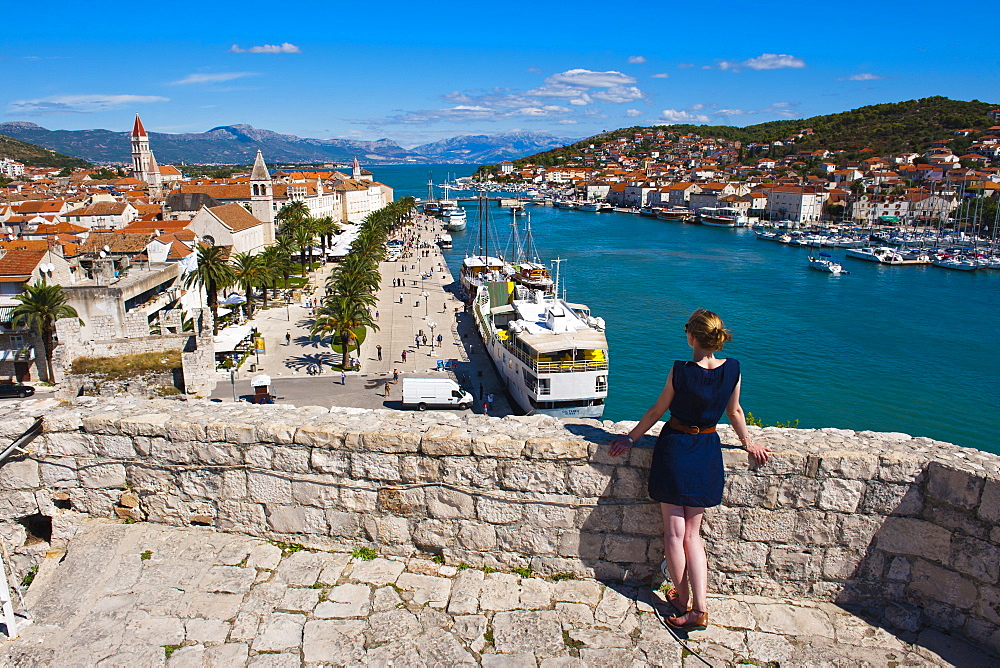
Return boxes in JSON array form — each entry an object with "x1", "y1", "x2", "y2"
[
  {"x1": 231, "y1": 251, "x2": 265, "y2": 318},
  {"x1": 258, "y1": 246, "x2": 288, "y2": 307},
  {"x1": 293, "y1": 222, "x2": 316, "y2": 277},
  {"x1": 183, "y1": 245, "x2": 235, "y2": 335},
  {"x1": 273, "y1": 236, "x2": 297, "y2": 289},
  {"x1": 314, "y1": 216, "x2": 341, "y2": 257},
  {"x1": 310, "y1": 295, "x2": 378, "y2": 369},
  {"x1": 11, "y1": 280, "x2": 80, "y2": 383},
  {"x1": 276, "y1": 200, "x2": 309, "y2": 235}
]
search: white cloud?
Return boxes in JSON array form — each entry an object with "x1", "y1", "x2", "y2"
[
  {"x1": 842, "y1": 72, "x2": 884, "y2": 81},
  {"x1": 558, "y1": 119, "x2": 579, "y2": 124},
  {"x1": 627, "y1": 56, "x2": 647, "y2": 64},
  {"x1": 8, "y1": 94, "x2": 168, "y2": 114},
  {"x1": 677, "y1": 63, "x2": 695, "y2": 69},
  {"x1": 626, "y1": 109, "x2": 642, "y2": 117},
  {"x1": 170, "y1": 72, "x2": 256, "y2": 85},
  {"x1": 546, "y1": 68, "x2": 637, "y2": 88},
  {"x1": 720, "y1": 53, "x2": 806, "y2": 71},
  {"x1": 660, "y1": 109, "x2": 710, "y2": 123},
  {"x1": 715, "y1": 108, "x2": 747, "y2": 116},
  {"x1": 651, "y1": 73, "x2": 670, "y2": 79},
  {"x1": 690, "y1": 103, "x2": 704, "y2": 110},
  {"x1": 592, "y1": 85, "x2": 644, "y2": 103},
  {"x1": 230, "y1": 42, "x2": 300, "y2": 54}
]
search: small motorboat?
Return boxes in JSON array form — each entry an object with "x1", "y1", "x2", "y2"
[{"x1": 808, "y1": 253, "x2": 847, "y2": 275}]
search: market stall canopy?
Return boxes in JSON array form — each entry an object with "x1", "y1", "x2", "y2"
[
  {"x1": 213, "y1": 324, "x2": 253, "y2": 352},
  {"x1": 251, "y1": 374, "x2": 271, "y2": 388},
  {"x1": 221, "y1": 292, "x2": 247, "y2": 306}
]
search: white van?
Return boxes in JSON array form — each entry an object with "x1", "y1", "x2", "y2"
[{"x1": 402, "y1": 378, "x2": 474, "y2": 411}]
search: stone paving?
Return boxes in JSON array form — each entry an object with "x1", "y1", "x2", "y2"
[{"x1": 2, "y1": 520, "x2": 983, "y2": 667}]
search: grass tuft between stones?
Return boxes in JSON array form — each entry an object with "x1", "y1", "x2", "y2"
[
  {"x1": 550, "y1": 572, "x2": 575, "y2": 581},
  {"x1": 432, "y1": 554, "x2": 445, "y2": 564},
  {"x1": 140, "y1": 550, "x2": 153, "y2": 561},
  {"x1": 483, "y1": 630, "x2": 494, "y2": 645},
  {"x1": 163, "y1": 645, "x2": 181, "y2": 659},
  {"x1": 562, "y1": 630, "x2": 585, "y2": 648},
  {"x1": 351, "y1": 547, "x2": 378, "y2": 561},
  {"x1": 513, "y1": 567, "x2": 532, "y2": 578},
  {"x1": 270, "y1": 540, "x2": 307, "y2": 556},
  {"x1": 20, "y1": 565, "x2": 38, "y2": 587},
  {"x1": 457, "y1": 562, "x2": 470, "y2": 571}
]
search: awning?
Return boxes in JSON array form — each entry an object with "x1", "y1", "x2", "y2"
[
  {"x1": 0, "y1": 306, "x2": 14, "y2": 323},
  {"x1": 213, "y1": 324, "x2": 253, "y2": 352}
]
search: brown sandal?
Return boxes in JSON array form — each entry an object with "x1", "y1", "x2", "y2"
[
  {"x1": 666, "y1": 609, "x2": 708, "y2": 631},
  {"x1": 664, "y1": 587, "x2": 689, "y2": 616}
]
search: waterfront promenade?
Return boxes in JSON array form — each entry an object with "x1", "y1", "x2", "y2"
[{"x1": 210, "y1": 214, "x2": 511, "y2": 416}]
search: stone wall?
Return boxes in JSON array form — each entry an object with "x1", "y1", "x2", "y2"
[{"x1": 0, "y1": 397, "x2": 997, "y2": 654}]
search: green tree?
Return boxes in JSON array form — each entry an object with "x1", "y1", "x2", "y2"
[
  {"x1": 183, "y1": 245, "x2": 235, "y2": 335},
  {"x1": 231, "y1": 252, "x2": 265, "y2": 318},
  {"x1": 292, "y1": 222, "x2": 317, "y2": 277},
  {"x1": 11, "y1": 281, "x2": 80, "y2": 382},
  {"x1": 314, "y1": 216, "x2": 341, "y2": 257},
  {"x1": 276, "y1": 200, "x2": 310, "y2": 235},
  {"x1": 258, "y1": 246, "x2": 290, "y2": 307}
]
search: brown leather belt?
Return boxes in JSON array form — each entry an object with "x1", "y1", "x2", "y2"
[{"x1": 668, "y1": 416, "x2": 717, "y2": 434}]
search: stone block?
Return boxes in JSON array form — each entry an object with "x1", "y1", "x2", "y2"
[
  {"x1": 762, "y1": 476, "x2": 822, "y2": 510},
  {"x1": 613, "y1": 466, "x2": 646, "y2": 500},
  {"x1": 326, "y1": 510, "x2": 361, "y2": 538},
  {"x1": 926, "y1": 462, "x2": 984, "y2": 509},
  {"x1": 40, "y1": 459, "x2": 77, "y2": 487},
  {"x1": 837, "y1": 514, "x2": 883, "y2": 549},
  {"x1": 603, "y1": 535, "x2": 648, "y2": 563},
  {"x1": 559, "y1": 531, "x2": 603, "y2": 559},
  {"x1": 491, "y1": 610, "x2": 563, "y2": 654},
  {"x1": 292, "y1": 478, "x2": 339, "y2": 507},
  {"x1": 792, "y1": 510, "x2": 838, "y2": 546},
  {"x1": 822, "y1": 547, "x2": 865, "y2": 580},
  {"x1": 859, "y1": 481, "x2": 923, "y2": 516},
  {"x1": 95, "y1": 434, "x2": 136, "y2": 459},
  {"x1": 556, "y1": 601, "x2": 595, "y2": 628},
  {"x1": 818, "y1": 478, "x2": 865, "y2": 513},
  {"x1": 426, "y1": 487, "x2": 475, "y2": 519},
  {"x1": 362, "y1": 514, "x2": 412, "y2": 545},
  {"x1": 365, "y1": 429, "x2": 422, "y2": 454},
  {"x1": 419, "y1": 427, "x2": 471, "y2": 455},
  {"x1": 745, "y1": 630, "x2": 794, "y2": 664},
  {"x1": 594, "y1": 585, "x2": 633, "y2": 626},
  {"x1": 399, "y1": 455, "x2": 441, "y2": 483},
  {"x1": 247, "y1": 471, "x2": 293, "y2": 505},
  {"x1": 767, "y1": 545, "x2": 824, "y2": 581},
  {"x1": 926, "y1": 505, "x2": 988, "y2": 540},
  {"x1": 190, "y1": 442, "x2": 240, "y2": 466},
  {"x1": 500, "y1": 460, "x2": 565, "y2": 493},
  {"x1": 350, "y1": 452, "x2": 401, "y2": 482},
  {"x1": 950, "y1": 536, "x2": 1000, "y2": 584},
  {"x1": 475, "y1": 496, "x2": 522, "y2": 524},
  {"x1": 119, "y1": 413, "x2": 170, "y2": 437},
  {"x1": 268, "y1": 505, "x2": 328, "y2": 535},
  {"x1": 458, "y1": 522, "x2": 496, "y2": 551},
  {"x1": 179, "y1": 469, "x2": 222, "y2": 498},
  {"x1": 447, "y1": 568, "x2": 484, "y2": 615},
  {"x1": 310, "y1": 448, "x2": 349, "y2": 476},
  {"x1": 314, "y1": 583, "x2": 371, "y2": 618},
  {"x1": 479, "y1": 573, "x2": 520, "y2": 611},
  {"x1": 471, "y1": 434, "x2": 524, "y2": 458},
  {"x1": 0, "y1": 458, "x2": 39, "y2": 490},
  {"x1": 723, "y1": 474, "x2": 768, "y2": 507},
  {"x1": 293, "y1": 425, "x2": 344, "y2": 448},
  {"x1": 413, "y1": 518, "x2": 455, "y2": 550},
  {"x1": 251, "y1": 613, "x2": 304, "y2": 652},
  {"x1": 376, "y1": 487, "x2": 424, "y2": 515},
  {"x1": 621, "y1": 501, "x2": 664, "y2": 536},
  {"x1": 44, "y1": 432, "x2": 94, "y2": 456},
  {"x1": 578, "y1": 503, "x2": 622, "y2": 533},
  {"x1": 566, "y1": 463, "x2": 614, "y2": 496},
  {"x1": 222, "y1": 470, "x2": 247, "y2": 499},
  {"x1": 740, "y1": 508, "x2": 795, "y2": 542},
  {"x1": 524, "y1": 436, "x2": 588, "y2": 460},
  {"x1": 553, "y1": 579, "x2": 602, "y2": 606},
  {"x1": 272, "y1": 446, "x2": 310, "y2": 473},
  {"x1": 256, "y1": 421, "x2": 296, "y2": 444},
  {"x1": 80, "y1": 412, "x2": 119, "y2": 435},
  {"x1": 442, "y1": 456, "x2": 499, "y2": 489},
  {"x1": 302, "y1": 619, "x2": 366, "y2": 664},
  {"x1": 760, "y1": 448, "x2": 806, "y2": 476},
  {"x1": 753, "y1": 602, "x2": 834, "y2": 638},
  {"x1": 818, "y1": 450, "x2": 878, "y2": 480},
  {"x1": 396, "y1": 572, "x2": 453, "y2": 608},
  {"x1": 523, "y1": 499, "x2": 576, "y2": 530},
  {"x1": 80, "y1": 462, "x2": 126, "y2": 489},
  {"x1": 876, "y1": 517, "x2": 952, "y2": 562},
  {"x1": 496, "y1": 525, "x2": 557, "y2": 555},
  {"x1": 216, "y1": 501, "x2": 267, "y2": 533},
  {"x1": 0, "y1": 490, "x2": 39, "y2": 521},
  {"x1": 346, "y1": 557, "x2": 405, "y2": 585},
  {"x1": 909, "y1": 558, "x2": 977, "y2": 609},
  {"x1": 224, "y1": 423, "x2": 257, "y2": 444},
  {"x1": 339, "y1": 488, "x2": 378, "y2": 512},
  {"x1": 977, "y1": 478, "x2": 1000, "y2": 524}
]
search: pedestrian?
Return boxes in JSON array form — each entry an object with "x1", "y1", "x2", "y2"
[
  {"x1": 486, "y1": 393, "x2": 494, "y2": 410},
  {"x1": 437, "y1": 334, "x2": 443, "y2": 346},
  {"x1": 421, "y1": 334, "x2": 428, "y2": 346},
  {"x1": 401, "y1": 350, "x2": 407, "y2": 362},
  {"x1": 384, "y1": 381, "x2": 391, "y2": 397},
  {"x1": 608, "y1": 309, "x2": 771, "y2": 632},
  {"x1": 375, "y1": 310, "x2": 380, "y2": 321},
  {"x1": 340, "y1": 370, "x2": 346, "y2": 385},
  {"x1": 376, "y1": 344, "x2": 383, "y2": 361},
  {"x1": 415, "y1": 335, "x2": 421, "y2": 348},
  {"x1": 393, "y1": 369, "x2": 399, "y2": 383},
  {"x1": 285, "y1": 331, "x2": 291, "y2": 346}
]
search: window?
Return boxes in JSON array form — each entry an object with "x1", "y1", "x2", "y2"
[
  {"x1": 538, "y1": 378, "x2": 551, "y2": 395},
  {"x1": 596, "y1": 375, "x2": 608, "y2": 392}
]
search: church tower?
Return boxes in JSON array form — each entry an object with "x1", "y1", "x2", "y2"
[
  {"x1": 352, "y1": 157, "x2": 362, "y2": 180},
  {"x1": 250, "y1": 149, "x2": 275, "y2": 242},
  {"x1": 130, "y1": 114, "x2": 162, "y2": 197}
]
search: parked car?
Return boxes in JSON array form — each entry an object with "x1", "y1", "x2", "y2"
[{"x1": 0, "y1": 383, "x2": 34, "y2": 398}]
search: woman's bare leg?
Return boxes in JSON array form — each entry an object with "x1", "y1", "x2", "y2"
[
  {"x1": 660, "y1": 503, "x2": 689, "y2": 608},
  {"x1": 682, "y1": 507, "x2": 708, "y2": 614}
]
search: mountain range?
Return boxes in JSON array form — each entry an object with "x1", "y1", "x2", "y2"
[{"x1": 0, "y1": 122, "x2": 573, "y2": 166}]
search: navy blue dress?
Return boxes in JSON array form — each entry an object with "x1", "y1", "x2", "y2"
[{"x1": 648, "y1": 358, "x2": 740, "y2": 508}]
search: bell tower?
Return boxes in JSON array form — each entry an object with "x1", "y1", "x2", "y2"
[
  {"x1": 250, "y1": 149, "x2": 275, "y2": 241},
  {"x1": 130, "y1": 114, "x2": 162, "y2": 197}
]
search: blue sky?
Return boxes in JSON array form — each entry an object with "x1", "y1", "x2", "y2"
[{"x1": 3, "y1": 0, "x2": 997, "y2": 147}]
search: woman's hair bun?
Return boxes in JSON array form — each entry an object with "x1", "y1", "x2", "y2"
[{"x1": 685, "y1": 309, "x2": 732, "y2": 351}]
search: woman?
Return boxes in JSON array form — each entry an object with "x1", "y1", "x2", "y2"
[{"x1": 609, "y1": 309, "x2": 770, "y2": 631}]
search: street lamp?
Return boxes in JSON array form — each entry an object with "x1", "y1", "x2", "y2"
[
  {"x1": 421, "y1": 291, "x2": 429, "y2": 317},
  {"x1": 427, "y1": 321, "x2": 437, "y2": 356},
  {"x1": 230, "y1": 368, "x2": 237, "y2": 401},
  {"x1": 285, "y1": 292, "x2": 291, "y2": 322}
]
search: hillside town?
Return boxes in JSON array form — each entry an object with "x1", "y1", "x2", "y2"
[
  {"x1": 483, "y1": 107, "x2": 1000, "y2": 226},
  {"x1": 0, "y1": 115, "x2": 394, "y2": 388}
]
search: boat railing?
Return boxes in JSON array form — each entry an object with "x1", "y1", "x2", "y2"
[{"x1": 500, "y1": 339, "x2": 608, "y2": 373}]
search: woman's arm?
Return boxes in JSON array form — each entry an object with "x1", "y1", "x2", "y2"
[
  {"x1": 609, "y1": 368, "x2": 675, "y2": 457},
  {"x1": 725, "y1": 377, "x2": 770, "y2": 466}
]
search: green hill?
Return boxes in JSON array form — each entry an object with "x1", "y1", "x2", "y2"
[
  {"x1": 503, "y1": 96, "x2": 1000, "y2": 168},
  {"x1": 0, "y1": 133, "x2": 91, "y2": 170}
]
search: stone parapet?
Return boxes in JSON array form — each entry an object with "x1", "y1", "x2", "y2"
[{"x1": 0, "y1": 397, "x2": 997, "y2": 654}]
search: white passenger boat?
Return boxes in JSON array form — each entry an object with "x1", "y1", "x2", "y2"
[
  {"x1": 443, "y1": 208, "x2": 467, "y2": 231},
  {"x1": 697, "y1": 207, "x2": 748, "y2": 227},
  {"x1": 472, "y1": 281, "x2": 608, "y2": 418},
  {"x1": 577, "y1": 201, "x2": 601, "y2": 212},
  {"x1": 438, "y1": 234, "x2": 453, "y2": 249},
  {"x1": 932, "y1": 255, "x2": 978, "y2": 271}
]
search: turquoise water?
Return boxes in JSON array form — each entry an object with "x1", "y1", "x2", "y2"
[{"x1": 379, "y1": 164, "x2": 1000, "y2": 452}]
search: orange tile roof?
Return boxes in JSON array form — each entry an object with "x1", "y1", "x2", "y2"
[
  {"x1": 208, "y1": 203, "x2": 263, "y2": 232},
  {"x1": 30, "y1": 221, "x2": 89, "y2": 235},
  {"x1": 78, "y1": 231, "x2": 155, "y2": 255},
  {"x1": 15, "y1": 200, "x2": 65, "y2": 214},
  {"x1": 0, "y1": 249, "x2": 45, "y2": 282}
]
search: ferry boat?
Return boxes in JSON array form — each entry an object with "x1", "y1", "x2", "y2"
[
  {"x1": 846, "y1": 247, "x2": 930, "y2": 265},
  {"x1": 443, "y1": 208, "x2": 467, "y2": 231},
  {"x1": 638, "y1": 206, "x2": 659, "y2": 217},
  {"x1": 438, "y1": 234, "x2": 453, "y2": 249},
  {"x1": 697, "y1": 207, "x2": 747, "y2": 227},
  {"x1": 472, "y1": 280, "x2": 608, "y2": 418},
  {"x1": 657, "y1": 207, "x2": 696, "y2": 223}
]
